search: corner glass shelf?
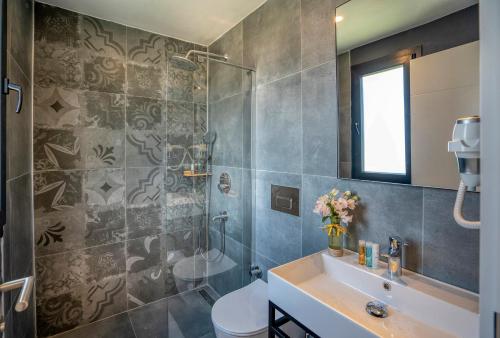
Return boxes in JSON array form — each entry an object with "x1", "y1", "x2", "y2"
[{"x1": 183, "y1": 170, "x2": 212, "y2": 177}]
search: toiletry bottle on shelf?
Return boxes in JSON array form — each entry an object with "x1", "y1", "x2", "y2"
[
  {"x1": 365, "y1": 242, "x2": 372, "y2": 267},
  {"x1": 371, "y1": 243, "x2": 379, "y2": 268},
  {"x1": 358, "y1": 240, "x2": 366, "y2": 265}
]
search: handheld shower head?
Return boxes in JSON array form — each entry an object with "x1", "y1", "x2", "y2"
[{"x1": 203, "y1": 131, "x2": 217, "y2": 145}]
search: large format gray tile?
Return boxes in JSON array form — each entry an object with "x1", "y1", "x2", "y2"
[
  {"x1": 302, "y1": 61, "x2": 337, "y2": 177},
  {"x1": 348, "y1": 180, "x2": 423, "y2": 273},
  {"x1": 209, "y1": 23, "x2": 243, "y2": 102},
  {"x1": 242, "y1": 246, "x2": 279, "y2": 283},
  {"x1": 209, "y1": 165, "x2": 243, "y2": 243},
  {"x1": 301, "y1": 174, "x2": 337, "y2": 256},
  {"x1": 255, "y1": 170, "x2": 302, "y2": 265},
  {"x1": 51, "y1": 313, "x2": 135, "y2": 338},
  {"x1": 301, "y1": 0, "x2": 336, "y2": 69},
  {"x1": 241, "y1": 168, "x2": 255, "y2": 249},
  {"x1": 302, "y1": 175, "x2": 423, "y2": 272},
  {"x1": 210, "y1": 94, "x2": 244, "y2": 167},
  {"x1": 243, "y1": 0, "x2": 301, "y2": 85},
  {"x1": 208, "y1": 230, "x2": 243, "y2": 296},
  {"x1": 255, "y1": 73, "x2": 301, "y2": 173},
  {"x1": 422, "y1": 188, "x2": 479, "y2": 292}
]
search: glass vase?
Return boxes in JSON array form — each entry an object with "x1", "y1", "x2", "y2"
[{"x1": 328, "y1": 231, "x2": 344, "y2": 257}]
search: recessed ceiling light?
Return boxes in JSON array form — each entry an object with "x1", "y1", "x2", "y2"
[{"x1": 335, "y1": 16, "x2": 344, "y2": 23}]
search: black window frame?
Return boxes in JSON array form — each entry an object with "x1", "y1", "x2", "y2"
[{"x1": 350, "y1": 47, "x2": 420, "y2": 185}]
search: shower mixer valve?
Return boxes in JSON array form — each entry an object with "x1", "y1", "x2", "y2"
[{"x1": 212, "y1": 211, "x2": 229, "y2": 223}]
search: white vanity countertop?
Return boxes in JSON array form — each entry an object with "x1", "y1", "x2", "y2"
[{"x1": 268, "y1": 250, "x2": 479, "y2": 338}]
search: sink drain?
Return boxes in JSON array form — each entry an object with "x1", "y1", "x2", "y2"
[{"x1": 366, "y1": 301, "x2": 388, "y2": 318}]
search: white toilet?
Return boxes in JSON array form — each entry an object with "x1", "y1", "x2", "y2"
[
  {"x1": 211, "y1": 279, "x2": 268, "y2": 338},
  {"x1": 211, "y1": 279, "x2": 304, "y2": 338}
]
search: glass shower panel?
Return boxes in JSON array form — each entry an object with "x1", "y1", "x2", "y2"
[{"x1": 206, "y1": 61, "x2": 255, "y2": 297}]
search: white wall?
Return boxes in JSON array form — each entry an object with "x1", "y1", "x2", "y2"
[{"x1": 480, "y1": 0, "x2": 500, "y2": 336}]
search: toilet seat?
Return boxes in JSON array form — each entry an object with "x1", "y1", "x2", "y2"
[{"x1": 211, "y1": 279, "x2": 268, "y2": 337}]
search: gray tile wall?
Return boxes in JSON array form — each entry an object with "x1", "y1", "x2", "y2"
[
  {"x1": 4, "y1": 0, "x2": 35, "y2": 337},
  {"x1": 33, "y1": 3, "x2": 209, "y2": 336},
  {"x1": 212, "y1": 0, "x2": 480, "y2": 293},
  {"x1": 207, "y1": 21, "x2": 255, "y2": 297}
]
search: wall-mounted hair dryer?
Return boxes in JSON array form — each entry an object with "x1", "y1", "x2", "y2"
[{"x1": 448, "y1": 116, "x2": 480, "y2": 229}]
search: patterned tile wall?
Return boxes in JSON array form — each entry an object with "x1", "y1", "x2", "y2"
[{"x1": 33, "y1": 3, "x2": 208, "y2": 336}]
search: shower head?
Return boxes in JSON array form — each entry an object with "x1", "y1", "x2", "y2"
[
  {"x1": 203, "y1": 131, "x2": 217, "y2": 145},
  {"x1": 170, "y1": 55, "x2": 198, "y2": 71}
]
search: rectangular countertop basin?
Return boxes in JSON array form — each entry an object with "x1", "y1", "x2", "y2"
[{"x1": 268, "y1": 250, "x2": 478, "y2": 338}]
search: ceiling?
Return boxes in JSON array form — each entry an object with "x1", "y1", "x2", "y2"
[
  {"x1": 40, "y1": 0, "x2": 267, "y2": 46},
  {"x1": 336, "y1": 0, "x2": 478, "y2": 53}
]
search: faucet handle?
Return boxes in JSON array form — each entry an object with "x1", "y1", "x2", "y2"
[{"x1": 389, "y1": 236, "x2": 404, "y2": 256}]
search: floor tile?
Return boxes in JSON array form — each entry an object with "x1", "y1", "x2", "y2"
[
  {"x1": 50, "y1": 313, "x2": 135, "y2": 338},
  {"x1": 129, "y1": 288, "x2": 216, "y2": 338}
]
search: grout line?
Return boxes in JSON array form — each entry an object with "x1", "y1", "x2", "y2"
[
  {"x1": 254, "y1": 58, "x2": 335, "y2": 91},
  {"x1": 124, "y1": 24, "x2": 130, "y2": 312},
  {"x1": 127, "y1": 312, "x2": 139, "y2": 338}
]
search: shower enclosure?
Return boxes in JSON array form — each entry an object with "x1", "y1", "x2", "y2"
[{"x1": 32, "y1": 3, "x2": 255, "y2": 337}]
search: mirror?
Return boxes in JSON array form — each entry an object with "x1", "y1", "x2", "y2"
[{"x1": 336, "y1": 0, "x2": 479, "y2": 189}]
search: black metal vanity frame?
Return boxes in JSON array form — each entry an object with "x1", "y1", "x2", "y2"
[{"x1": 268, "y1": 301, "x2": 320, "y2": 338}]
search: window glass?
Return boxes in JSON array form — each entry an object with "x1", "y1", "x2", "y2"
[{"x1": 361, "y1": 66, "x2": 406, "y2": 174}]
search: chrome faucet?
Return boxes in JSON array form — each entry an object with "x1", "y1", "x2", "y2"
[{"x1": 384, "y1": 236, "x2": 408, "y2": 284}]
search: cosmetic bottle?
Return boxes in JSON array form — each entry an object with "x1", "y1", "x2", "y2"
[
  {"x1": 365, "y1": 242, "x2": 372, "y2": 267},
  {"x1": 371, "y1": 243, "x2": 379, "y2": 269},
  {"x1": 358, "y1": 240, "x2": 366, "y2": 265}
]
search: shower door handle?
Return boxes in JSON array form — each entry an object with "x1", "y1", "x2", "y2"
[
  {"x1": 0, "y1": 276, "x2": 34, "y2": 312},
  {"x1": 3, "y1": 78, "x2": 22, "y2": 113},
  {"x1": 0, "y1": 276, "x2": 34, "y2": 332}
]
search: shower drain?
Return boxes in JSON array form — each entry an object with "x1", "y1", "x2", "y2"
[
  {"x1": 365, "y1": 301, "x2": 388, "y2": 318},
  {"x1": 198, "y1": 289, "x2": 215, "y2": 306}
]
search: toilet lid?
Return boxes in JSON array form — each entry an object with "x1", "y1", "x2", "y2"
[{"x1": 211, "y1": 279, "x2": 268, "y2": 336}]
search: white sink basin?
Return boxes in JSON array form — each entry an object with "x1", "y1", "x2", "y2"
[{"x1": 268, "y1": 250, "x2": 479, "y2": 338}]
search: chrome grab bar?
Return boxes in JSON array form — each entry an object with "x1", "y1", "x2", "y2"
[{"x1": 0, "y1": 276, "x2": 34, "y2": 312}]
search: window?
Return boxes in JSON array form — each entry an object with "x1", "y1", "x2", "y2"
[
  {"x1": 351, "y1": 50, "x2": 412, "y2": 184},
  {"x1": 361, "y1": 66, "x2": 406, "y2": 174}
]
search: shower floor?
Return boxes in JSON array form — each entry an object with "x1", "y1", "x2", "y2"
[{"x1": 52, "y1": 286, "x2": 219, "y2": 338}]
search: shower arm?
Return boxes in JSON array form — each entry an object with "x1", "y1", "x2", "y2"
[
  {"x1": 185, "y1": 50, "x2": 228, "y2": 61},
  {"x1": 185, "y1": 50, "x2": 256, "y2": 72}
]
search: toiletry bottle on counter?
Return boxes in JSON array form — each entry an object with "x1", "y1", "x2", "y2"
[
  {"x1": 371, "y1": 243, "x2": 379, "y2": 268},
  {"x1": 365, "y1": 242, "x2": 372, "y2": 267},
  {"x1": 358, "y1": 240, "x2": 366, "y2": 265}
]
